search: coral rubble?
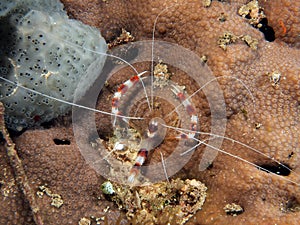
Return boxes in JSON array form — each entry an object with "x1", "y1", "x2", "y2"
[{"x1": 104, "y1": 178, "x2": 207, "y2": 224}]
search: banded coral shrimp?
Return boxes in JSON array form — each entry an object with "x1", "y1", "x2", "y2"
[
  {"x1": 1, "y1": 0, "x2": 297, "y2": 223},
  {"x1": 71, "y1": 1, "x2": 300, "y2": 187}
]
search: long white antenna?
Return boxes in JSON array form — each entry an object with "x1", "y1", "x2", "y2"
[
  {"x1": 0, "y1": 76, "x2": 143, "y2": 120},
  {"x1": 161, "y1": 123, "x2": 300, "y2": 186}
]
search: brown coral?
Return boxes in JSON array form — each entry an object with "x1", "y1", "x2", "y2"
[
  {"x1": 13, "y1": 127, "x2": 127, "y2": 225},
  {"x1": 1, "y1": 0, "x2": 300, "y2": 224},
  {"x1": 56, "y1": 0, "x2": 300, "y2": 224},
  {"x1": 261, "y1": 0, "x2": 300, "y2": 47},
  {"x1": 0, "y1": 145, "x2": 35, "y2": 225}
]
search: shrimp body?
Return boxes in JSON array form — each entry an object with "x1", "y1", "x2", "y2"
[
  {"x1": 111, "y1": 71, "x2": 148, "y2": 126},
  {"x1": 112, "y1": 73, "x2": 199, "y2": 183},
  {"x1": 171, "y1": 84, "x2": 198, "y2": 140}
]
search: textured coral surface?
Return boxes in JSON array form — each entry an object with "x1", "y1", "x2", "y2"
[
  {"x1": 261, "y1": 0, "x2": 300, "y2": 47},
  {"x1": 14, "y1": 127, "x2": 126, "y2": 225},
  {"x1": 0, "y1": 144, "x2": 34, "y2": 225},
  {"x1": 1, "y1": 0, "x2": 299, "y2": 225}
]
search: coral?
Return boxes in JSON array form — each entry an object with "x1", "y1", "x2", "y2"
[
  {"x1": 0, "y1": 102, "x2": 42, "y2": 225},
  {"x1": 60, "y1": 0, "x2": 300, "y2": 224},
  {"x1": 260, "y1": 0, "x2": 300, "y2": 47},
  {"x1": 0, "y1": 145, "x2": 35, "y2": 225},
  {"x1": 0, "y1": 0, "x2": 299, "y2": 225},
  {"x1": 5, "y1": 126, "x2": 132, "y2": 225}
]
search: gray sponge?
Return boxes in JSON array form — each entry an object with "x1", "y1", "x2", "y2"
[{"x1": 0, "y1": 0, "x2": 107, "y2": 131}]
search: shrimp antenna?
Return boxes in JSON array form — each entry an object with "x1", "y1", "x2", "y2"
[
  {"x1": 151, "y1": 2, "x2": 180, "y2": 109},
  {"x1": 162, "y1": 123, "x2": 300, "y2": 186},
  {"x1": 165, "y1": 75, "x2": 256, "y2": 121},
  {"x1": 45, "y1": 32, "x2": 152, "y2": 111},
  {"x1": 160, "y1": 152, "x2": 170, "y2": 183},
  {"x1": 0, "y1": 76, "x2": 143, "y2": 120}
]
